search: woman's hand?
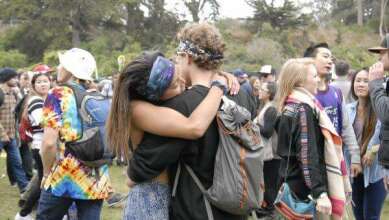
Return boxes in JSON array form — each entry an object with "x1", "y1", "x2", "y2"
[
  {"x1": 362, "y1": 151, "x2": 375, "y2": 167},
  {"x1": 350, "y1": 164, "x2": 362, "y2": 177},
  {"x1": 217, "y1": 71, "x2": 240, "y2": 95},
  {"x1": 316, "y1": 193, "x2": 332, "y2": 215},
  {"x1": 211, "y1": 73, "x2": 228, "y2": 86},
  {"x1": 362, "y1": 146, "x2": 379, "y2": 167}
]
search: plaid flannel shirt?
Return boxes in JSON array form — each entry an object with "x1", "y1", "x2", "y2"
[{"x1": 0, "y1": 85, "x2": 17, "y2": 138}]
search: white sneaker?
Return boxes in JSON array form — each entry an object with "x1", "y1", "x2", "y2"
[{"x1": 14, "y1": 212, "x2": 33, "y2": 220}]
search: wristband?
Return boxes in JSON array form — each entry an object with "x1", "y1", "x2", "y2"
[
  {"x1": 211, "y1": 80, "x2": 228, "y2": 95},
  {"x1": 319, "y1": 192, "x2": 328, "y2": 199}
]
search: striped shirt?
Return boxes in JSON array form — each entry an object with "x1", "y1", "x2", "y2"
[{"x1": 27, "y1": 96, "x2": 44, "y2": 149}]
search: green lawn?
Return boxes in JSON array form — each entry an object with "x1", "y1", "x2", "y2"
[
  {"x1": 2, "y1": 153, "x2": 389, "y2": 220},
  {"x1": 0, "y1": 153, "x2": 127, "y2": 220}
]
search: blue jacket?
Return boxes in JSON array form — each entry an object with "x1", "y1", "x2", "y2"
[{"x1": 346, "y1": 101, "x2": 384, "y2": 187}]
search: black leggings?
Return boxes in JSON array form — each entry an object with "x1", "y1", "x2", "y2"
[
  {"x1": 20, "y1": 149, "x2": 43, "y2": 217},
  {"x1": 263, "y1": 159, "x2": 281, "y2": 209}
]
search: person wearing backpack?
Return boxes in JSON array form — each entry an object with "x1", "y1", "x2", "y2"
[
  {"x1": 128, "y1": 23, "x2": 257, "y2": 220},
  {"x1": 0, "y1": 67, "x2": 29, "y2": 194},
  {"x1": 37, "y1": 48, "x2": 112, "y2": 220},
  {"x1": 106, "y1": 50, "x2": 238, "y2": 220},
  {"x1": 15, "y1": 72, "x2": 51, "y2": 220}
]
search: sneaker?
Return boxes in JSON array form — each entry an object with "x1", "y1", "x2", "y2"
[
  {"x1": 106, "y1": 193, "x2": 127, "y2": 207},
  {"x1": 18, "y1": 198, "x2": 26, "y2": 208},
  {"x1": 14, "y1": 212, "x2": 33, "y2": 220}
]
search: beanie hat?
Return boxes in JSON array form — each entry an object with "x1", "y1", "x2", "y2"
[{"x1": 0, "y1": 67, "x2": 18, "y2": 83}]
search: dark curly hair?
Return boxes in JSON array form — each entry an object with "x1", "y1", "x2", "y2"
[
  {"x1": 177, "y1": 23, "x2": 225, "y2": 70},
  {"x1": 106, "y1": 51, "x2": 164, "y2": 159}
]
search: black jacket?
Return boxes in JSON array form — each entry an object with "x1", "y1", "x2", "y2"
[
  {"x1": 369, "y1": 79, "x2": 389, "y2": 168},
  {"x1": 129, "y1": 85, "x2": 256, "y2": 220},
  {"x1": 277, "y1": 102, "x2": 327, "y2": 199}
]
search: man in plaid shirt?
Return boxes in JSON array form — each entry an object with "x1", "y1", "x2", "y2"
[{"x1": 0, "y1": 67, "x2": 28, "y2": 193}]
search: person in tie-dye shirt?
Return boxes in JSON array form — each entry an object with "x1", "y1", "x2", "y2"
[{"x1": 37, "y1": 48, "x2": 111, "y2": 220}]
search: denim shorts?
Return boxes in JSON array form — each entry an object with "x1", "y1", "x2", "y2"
[{"x1": 123, "y1": 181, "x2": 170, "y2": 220}]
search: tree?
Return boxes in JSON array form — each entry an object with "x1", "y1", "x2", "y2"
[
  {"x1": 182, "y1": 0, "x2": 220, "y2": 22},
  {"x1": 331, "y1": 0, "x2": 356, "y2": 24},
  {"x1": 379, "y1": 0, "x2": 388, "y2": 37},
  {"x1": 0, "y1": 0, "x2": 119, "y2": 61},
  {"x1": 246, "y1": 0, "x2": 310, "y2": 31},
  {"x1": 298, "y1": 0, "x2": 335, "y2": 23},
  {"x1": 357, "y1": 0, "x2": 363, "y2": 26},
  {"x1": 139, "y1": 0, "x2": 181, "y2": 49}
]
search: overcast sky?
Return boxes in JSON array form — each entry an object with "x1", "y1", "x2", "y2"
[{"x1": 165, "y1": 0, "x2": 310, "y2": 20}]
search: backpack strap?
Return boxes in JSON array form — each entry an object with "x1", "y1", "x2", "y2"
[
  {"x1": 172, "y1": 163, "x2": 214, "y2": 220},
  {"x1": 61, "y1": 83, "x2": 87, "y2": 139},
  {"x1": 184, "y1": 164, "x2": 214, "y2": 220},
  {"x1": 62, "y1": 83, "x2": 94, "y2": 123},
  {"x1": 172, "y1": 163, "x2": 181, "y2": 197},
  {"x1": 62, "y1": 83, "x2": 85, "y2": 110}
]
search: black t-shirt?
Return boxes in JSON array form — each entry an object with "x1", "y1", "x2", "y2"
[{"x1": 129, "y1": 85, "x2": 255, "y2": 220}]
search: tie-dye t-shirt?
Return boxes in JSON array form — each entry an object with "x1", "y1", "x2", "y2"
[{"x1": 41, "y1": 84, "x2": 112, "y2": 200}]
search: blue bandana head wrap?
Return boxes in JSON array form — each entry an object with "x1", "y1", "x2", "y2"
[{"x1": 146, "y1": 56, "x2": 175, "y2": 101}]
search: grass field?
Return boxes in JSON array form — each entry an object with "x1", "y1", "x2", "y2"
[
  {"x1": 1, "y1": 153, "x2": 389, "y2": 220},
  {"x1": 0, "y1": 153, "x2": 127, "y2": 220}
]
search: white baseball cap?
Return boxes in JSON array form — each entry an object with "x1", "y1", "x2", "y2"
[
  {"x1": 259, "y1": 65, "x2": 272, "y2": 74},
  {"x1": 58, "y1": 48, "x2": 96, "y2": 81}
]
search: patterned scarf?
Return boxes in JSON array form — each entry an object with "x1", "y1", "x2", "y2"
[{"x1": 286, "y1": 87, "x2": 352, "y2": 219}]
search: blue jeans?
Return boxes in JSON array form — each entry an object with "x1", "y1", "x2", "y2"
[
  {"x1": 123, "y1": 181, "x2": 170, "y2": 220},
  {"x1": 19, "y1": 141, "x2": 33, "y2": 180},
  {"x1": 0, "y1": 139, "x2": 28, "y2": 191},
  {"x1": 37, "y1": 189, "x2": 103, "y2": 220},
  {"x1": 352, "y1": 174, "x2": 387, "y2": 220}
]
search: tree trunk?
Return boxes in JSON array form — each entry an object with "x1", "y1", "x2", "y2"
[
  {"x1": 357, "y1": 0, "x2": 363, "y2": 26},
  {"x1": 185, "y1": 0, "x2": 201, "y2": 22},
  {"x1": 71, "y1": 4, "x2": 81, "y2": 47},
  {"x1": 380, "y1": 0, "x2": 388, "y2": 38}
]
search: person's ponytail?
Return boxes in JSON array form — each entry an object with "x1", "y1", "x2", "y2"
[{"x1": 106, "y1": 71, "x2": 133, "y2": 160}]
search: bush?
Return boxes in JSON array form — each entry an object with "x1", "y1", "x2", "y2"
[{"x1": 0, "y1": 50, "x2": 27, "y2": 68}]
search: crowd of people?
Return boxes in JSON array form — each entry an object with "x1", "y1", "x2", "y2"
[{"x1": 0, "y1": 22, "x2": 389, "y2": 220}]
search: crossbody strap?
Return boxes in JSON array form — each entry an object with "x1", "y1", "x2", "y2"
[{"x1": 172, "y1": 163, "x2": 214, "y2": 220}]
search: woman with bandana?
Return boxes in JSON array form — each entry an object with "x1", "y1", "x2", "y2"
[
  {"x1": 126, "y1": 23, "x2": 256, "y2": 220},
  {"x1": 106, "y1": 50, "x2": 238, "y2": 220}
]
